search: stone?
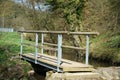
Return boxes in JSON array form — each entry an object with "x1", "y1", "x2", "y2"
[
  {"x1": 28, "y1": 70, "x2": 35, "y2": 76},
  {"x1": 45, "y1": 71, "x2": 102, "y2": 80}
]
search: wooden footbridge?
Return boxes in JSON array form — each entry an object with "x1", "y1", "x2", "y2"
[{"x1": 18, "y1": 30, "x2": 99, "y2": 72}]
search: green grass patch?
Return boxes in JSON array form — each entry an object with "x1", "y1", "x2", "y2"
[
  {"x1": 0, "y1": 32, "x2": 36, "y2": 77},
  {"x1": 0, "y1": 32, "x2": 36, "y2": 54}
]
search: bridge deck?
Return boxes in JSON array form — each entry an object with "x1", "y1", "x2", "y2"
[{"x1": 21, "y1": 53, "x2": 95, "y2": 72}]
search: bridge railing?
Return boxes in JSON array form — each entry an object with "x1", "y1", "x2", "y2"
[{"x1": 18, "y1": 30, "x2": 99, "y2": 72}]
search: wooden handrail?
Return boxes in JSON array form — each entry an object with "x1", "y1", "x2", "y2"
[
  {"x1": 22, "y1": 42, "x2": 57, "y2": 51},
  {"x1": 41, "y1": 46, "x2": 57, "y2": 51},
  {"x1": 22, "y1": 43, "x2": 36, "y2": 47},
  {"x1": 44, "y1": 42, "x2": 57, "y2": 47},
  {"x1": 62, "y1": 45, "x2": 85, "y2": 50},
  {"x1": 44, "y1": 42, "x2": 85, "y2": 50},
  {"x1": 18, "y1": 30, "x2": 99, "y2": 35},
  {"x1": 23, "y1": 42, "x2": 85, "y2": 51},
  {"x1": 19, "y1": 30, "x2": 99, "y2": 67}
]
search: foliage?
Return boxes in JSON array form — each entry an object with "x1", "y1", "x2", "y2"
[
  {"x1": 44, "y1": 0, "x2": 87, "y2": 55},
  {"x1": 82, "y1": 0, "x2": 120, "y2": 33},
  {"x1": 109, "y1": 0, "x2": 120, "y2": 32},
  {"x1": 0, "y1": 0, "x2": 16, "y2": 27},
  {"x1": 46, "y1": 0, "x2": 86, "y2": 31},
  {"x1": 91, "y1": 33, "x2": 120, "y2": 64},
  {"x1": 0, "y1": 32, "x2": 35, "y2": 75},
  {"x1": 0, "y1": 32, "x2": 33, "y2": 79},
  {"x1": 82, "y1": 0, "x2": 120, "y2": 64}
]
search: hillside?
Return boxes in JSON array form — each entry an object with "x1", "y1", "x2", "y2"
[
  {"x1": 0, "y1": 32, "x2": 33, "y2": 80},
  {"x1": 83, "y1": 0, "x2": 120, "y2": 64}
]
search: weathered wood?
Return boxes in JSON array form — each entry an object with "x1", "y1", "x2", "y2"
[
  {"x1": 22, "y1": 43, "x2": 36, "y2": 47},
  {"x1": 46, "y1": 71, "x2": 100, "y2": 80},
  {"x1": 69, "y1": 32, "x2": 99, "y2": 35},
  {"x1": 21, "y1": 53, "x2": 95, "y2": 72},
  {"x1": 18, "y1": 30, "x2": 99, "y2": 35},
  {"x1": 62, "y1": 45, "x2": 85, "y2": 50},
  {"x1": 44, "y1": 42, "x2": 57, "y2": 47},
  {"x1": 44, "y1": 42, "x2": 85, "y2": 50},
  {"x1": 22, "y1": 43, "x2": 57, "y2": 51},
  {"x1": 18, "y1": 30, "x2": 68, "y2": 34},
  {"x1": 41, "y1": 46, "x2": 57, "y2": 51},
  {"x1": 23, "y1": 43, "x2": 85, "y2": 51},
  {"x1": 63, "y1": 67, "x2": 94, "y2": 72}
]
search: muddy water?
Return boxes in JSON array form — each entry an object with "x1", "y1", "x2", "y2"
[{"x1": 30, "y1": 73, "x2": 45, "y2": 80}]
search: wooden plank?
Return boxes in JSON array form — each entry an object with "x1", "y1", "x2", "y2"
[
  {"x1": 63, "y1": 72, "x2": 99, "y2": 78},
  {"x1": 18, "y1": 30, "x2": 99, "y2": 35},
  {"x1": 22, "y1": 43, "x2": 57, "y2": 51},
  {"x1": 22, "y1": 43, "x2": 35, "y2": 47},
  {"x1": 69, "y1": 32, "x2": 99, "y2": 35},
  {"x1": 41, "y1": 46, "x2": 57, "y2": 51},
  {"x1": 62, "y1": 45, "x2": 85, "y2": 50},
  {"x1": 44, "y1": 42, "x2": 85, "y2": 50},
  {"x1": 18, "y1": 30, "x2": 68, "y2": 34},
  {"x1": 44, "y1": 42, "x2": 57, "y2": 47},
  {"x1": 22, "y1": 53, "x2": 58, "y2": 66},
  {"x1": 21, "y1": 53, "x2": 94, "y2": 72},
  {"x1": 46, "y1": 72, "x2": 100, "y2": 80},
  {"x1": 22, "y1": 53, "x2": 91, "y2": 68},
  {"x1": 63, "y1": 67, "x2": 95, "y2": 72}
]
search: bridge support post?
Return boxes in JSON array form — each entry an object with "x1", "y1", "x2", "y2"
[
  {"x1": 41, "y1": 33, "x2": 44, "y2": 54},
  {"x1": 85, "y1": 35, "x2": 89, "y2": 65},
  {"x1": 20, "y1": 32, "x2": 23, "y2": 58},
  {"x1": 57, "y1": 34, "x2": 62, "y2": 72},
  {"x1": 35, "y1": 33, "x2": 38, "y2": 64}
]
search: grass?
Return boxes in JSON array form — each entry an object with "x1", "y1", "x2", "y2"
[
  {"x1": 0, "y1": 32, "x2": 36, "y2": 79},
  {"x1": 0, "y1": 32, "x2": 37, "y2": 64},
  {"x1": 90, "y1": 32, "x2": 120, "y2": 64},
  {"x1": 0, "y1": 32, "x2": 35, "y2": 54}
]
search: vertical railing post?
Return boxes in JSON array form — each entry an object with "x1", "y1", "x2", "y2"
[
  {"x1": 20, "y1": 32, "x2": 23, "y2": 58},
  {"x1": 85, "y1": 35, "x2": 89, "y2": 65},
  {"x1": 41, "y1": 33, "x2": 44, "y2": 54},
  {"x1": 57, "y1": 34, "x2": 62, "y2": 72},
  {"x1": 35, "y1": 33, "x2": 38, "y2": 64}
]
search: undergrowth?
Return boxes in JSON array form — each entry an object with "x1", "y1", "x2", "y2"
[
  {"x1": 91, "y1": 32, "x2": 120, "y2": 64},
  {"x1": 0, "y1": 32, "x2": 35, "y2": 79}
]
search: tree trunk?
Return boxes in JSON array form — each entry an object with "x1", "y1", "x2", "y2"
[{"x1": 72, "y1": 35, "x2": 82, "y2": 59}]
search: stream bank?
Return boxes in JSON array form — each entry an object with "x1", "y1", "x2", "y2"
[
  {"x1": 1, "y1": 63, "x2": 119, "y2": 80},
  {"x1": 27, "y1": 67, "x2": 120, "y2": 80}
]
